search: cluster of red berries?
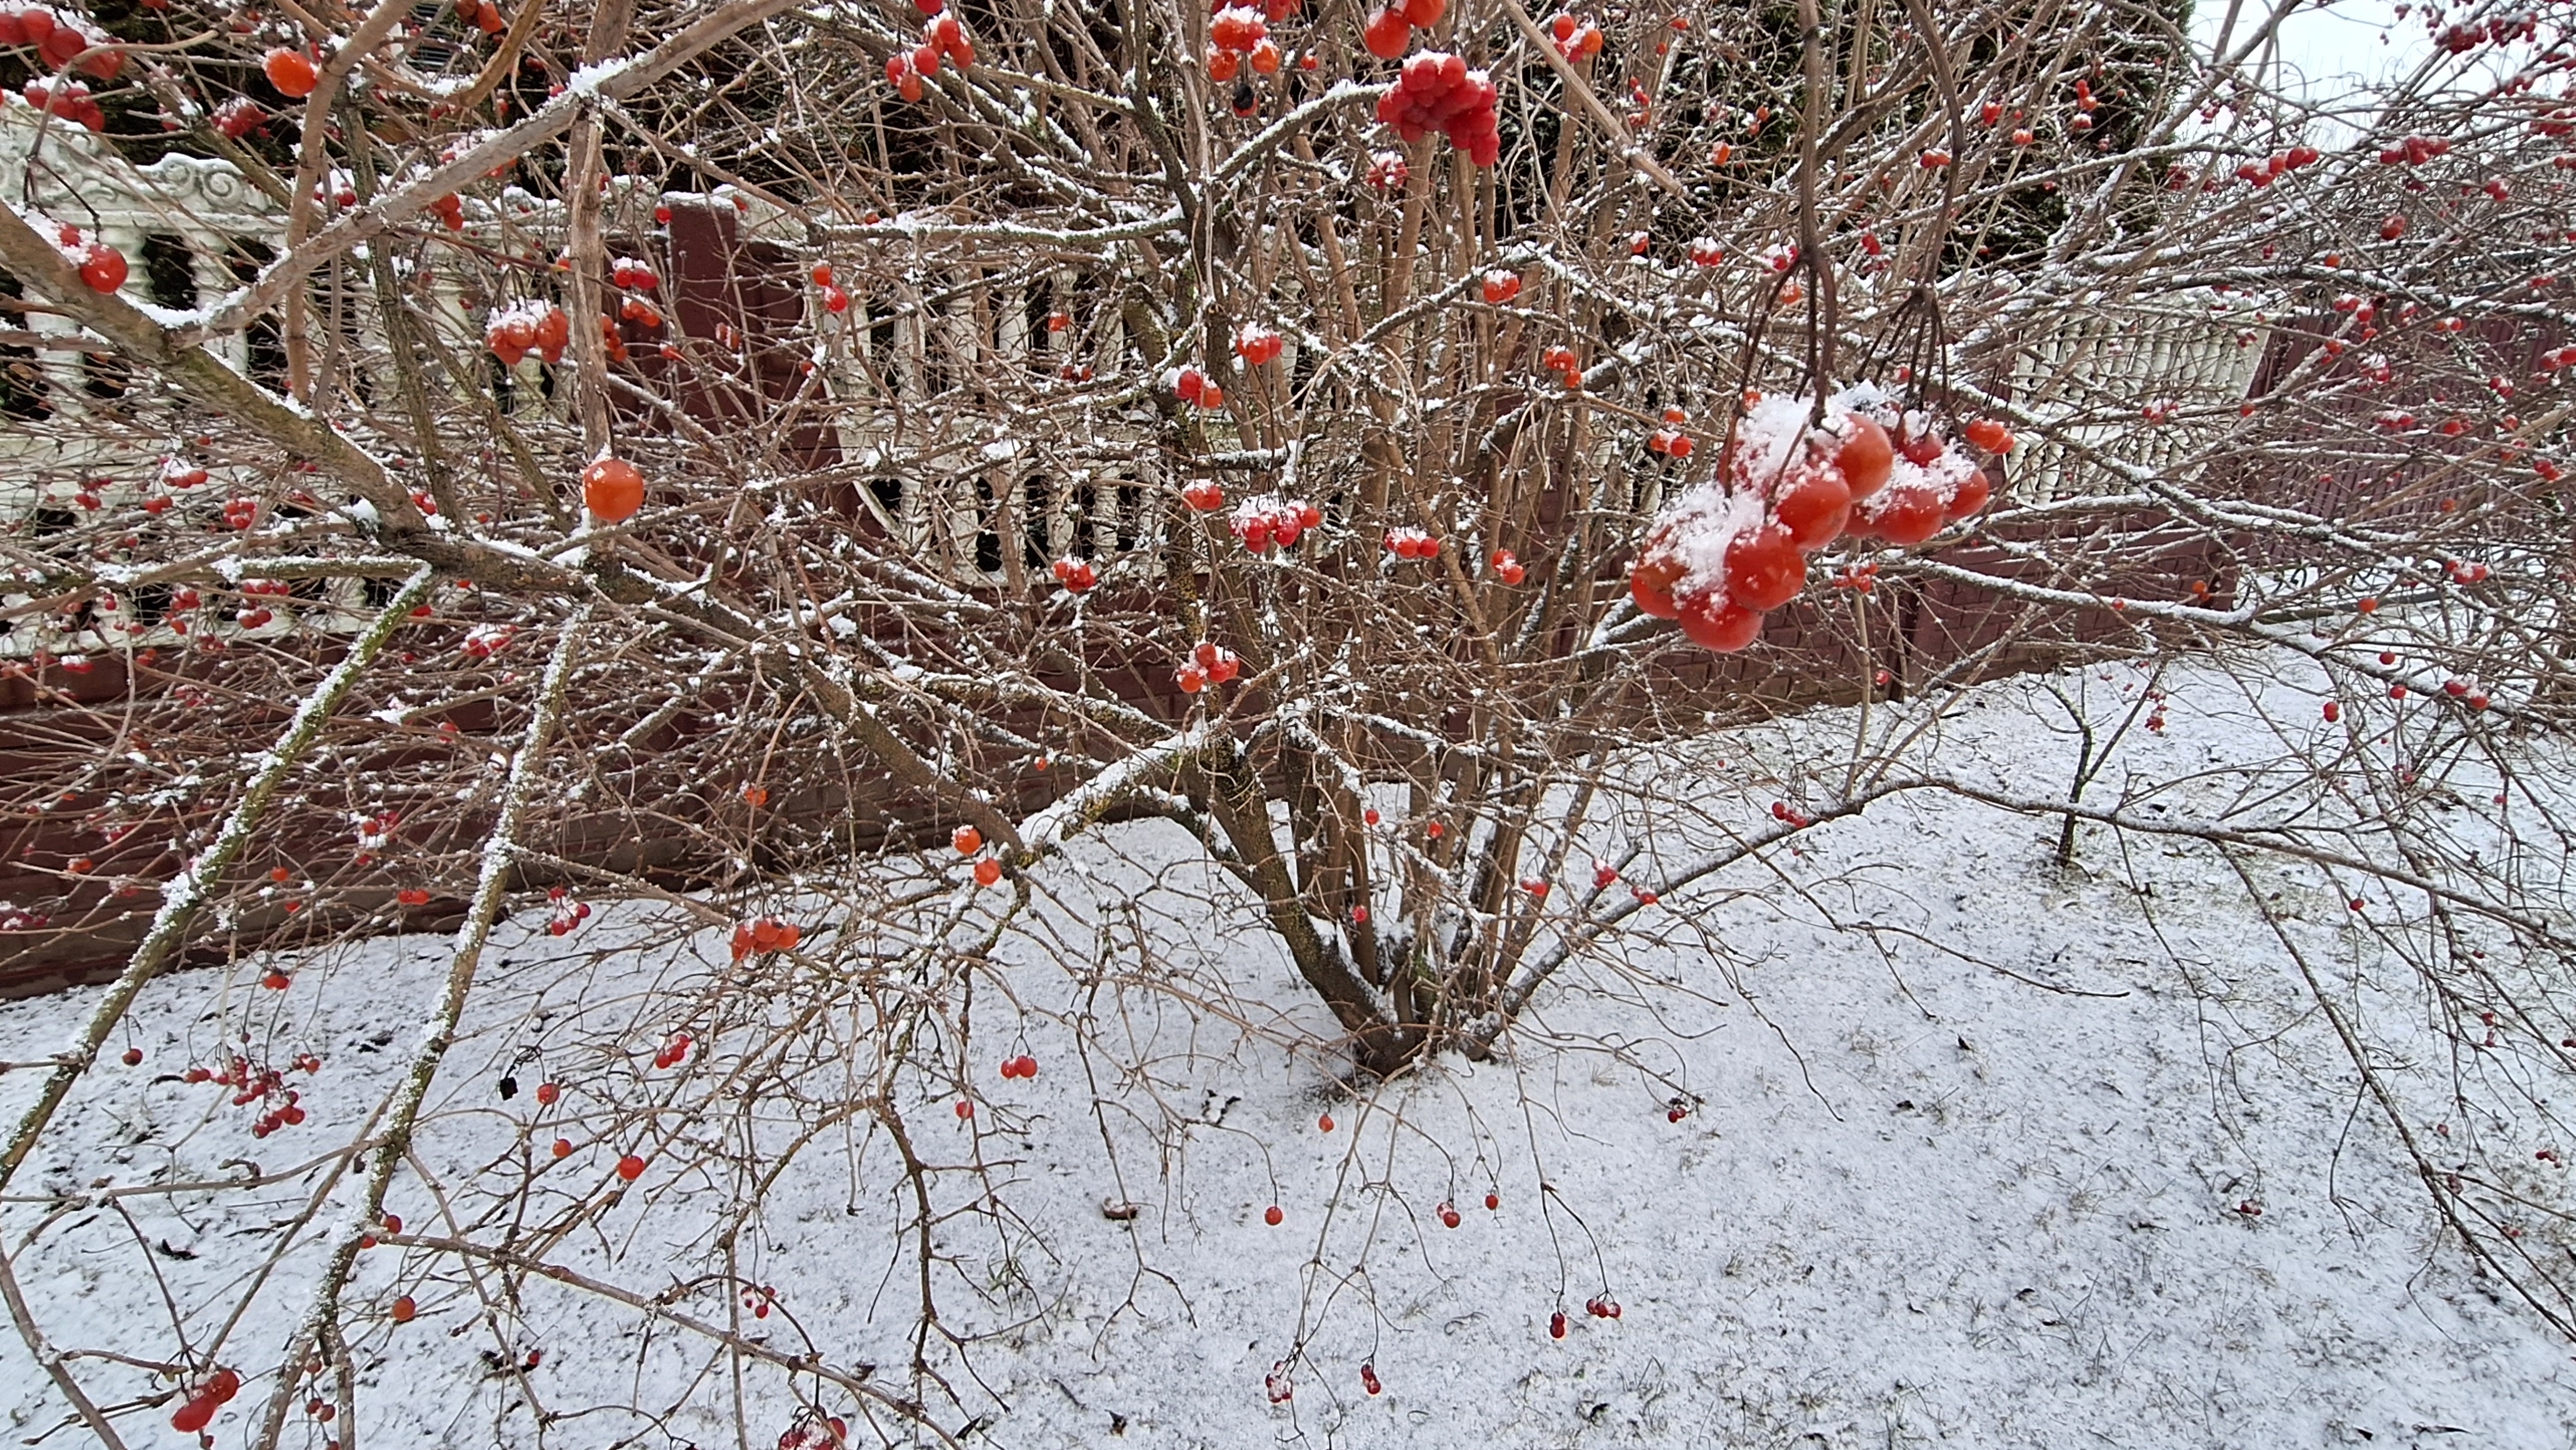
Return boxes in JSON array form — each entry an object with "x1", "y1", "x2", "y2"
[
  {"x1": 1, "y1": 8, "x2": 121, "y2": 78},
  {"x1": 1230, "y1": 494, "x2": 1321, "y2": 551},
  {"x1": 1384, "y1": 527, "x2": 1440, "y2": 560},
  {"x1": 953, "y1": 826, "x2": 1004, "y2": 886},
  {"x1": 728, "y1": 916, "x2": 802, "y2": 962},
  {"x1": 1362, "y1": 0, "x2": 1441, "y2": 59},
  {"x1": 1689, "y1": 237, "x2": 1725, "y2": 266},
  {"x1": 2377, "y1": 134, "x2": 2452, "y2": 166},
  {"x1": 810, "y1": 260, "x2": 851, "y2": 315},
  {"x1": 779, "y1": 1414, "x2": 852, "y2": 1450},
  {"x1": 50, "y1": 223, "x2": 125, "y2": 294},
  {"x1": 485, "y1": 301, "x2": 569, "y2": 366},
  {"x1": 1546, "y1": 10, "x2": 1605, "y2": 61},
  {"x1": 1489, "y1": 549, "x2": 1526, "y2": 584},
  {"x1": 1374, "y1": 51, "x2": 1499, "y2": 168},
  {"x1": 997, "y1": 1053, "x2": 1039, "y2": 1079},
  {"x1": 1479, "y1": 269, "x2": 1522, "y2": 304},
  {"x1": 885, "y1": 13, "x2": 974, "y2": 100},
  {"x1": 1050, "y1": 556, "x2": 1100, "y2": 592},
  {"x1": 1175, "y1": 639, "x2": 1241, "y2": 692},
  {"x1": 545, "y1": 885, "x2": 590, "y2": 936},
  {"x1": 1234, "y1": 322, "x2": 1283, "y2": 365},
  {"x1": 1207, "y1": 3, "x2": 1280, "y2": 80},
  {"x1": 1539, "y1": 343, "x2": 1582, "y2": 390},
  {"x1": 1583, "y1": 1293, "x2": 1622, "y2": 1319},
  {"x1": 2232, "y1": 145, "x2": 2323, "y2": 187},
  {"x1": 23, "y1": 77, "x2": 105, "y2": 132},
  {"x1": 1364, "y1": 150, "x2": 1409, "y2": 190},
  {"x1": 184, "y1": 1052, "x2": 320, "y2": 1137},
  {"x1": 1169, "y1": 365, "x2": 1229, "y2": 410},
  {"x1": 652, "y1": 1031, "x2": 693, "y2": 1069},
  {"x1": 1629, "y1": 396, "x2": 2002, "y2": 652},
  {"x1": 1645, "y1": 405, "x2": 1696, "y2": 458},
  {"x1": 169, "y1": 1368, "x2": 241, "y2": 1433},
  {"x1": 1181, "y1": 479, "x2": 1225, "y2": 511}
]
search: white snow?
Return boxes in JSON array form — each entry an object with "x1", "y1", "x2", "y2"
[{"x1": 0, "y1": 650, "x2": 2570, "y2": 1446}]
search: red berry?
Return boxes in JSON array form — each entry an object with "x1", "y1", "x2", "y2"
[
  {"x1": 1722, "y1": 526, "x2": 1805, "y2": 611},
  {"x1": 1484, "y1": 1191, "x2": 1500, "y2": 1210},
  {"x1": 1362, "y1": 6, "x2": 1410, "y2": 58},
  {"x1": 1677, "y1": 590, "x2": 1762, "y2": 652},
  {"x1": 1549, "y1": 1310, "x2": 1567, "y2": 1338},
  {"x1": 616, "y1": 1153, "x2": 646, "y2": 1181},
  {"x1": 552, "y1": 1137, "x2": 572, "y2": 1159},
  {"x1": 389, "y1": 1295, "x2": 417, "y2": 1323},
  {"x1": 121, "y1": 1046, "x2": 142, "y2": 1066},
  {"x1": 1962, "y1": 418, "x2": 2015, "y2": 453},
  {"x1": 263, "y1": 46, "x2": 318, "y2": 99},
  {"x1": 582, "y1": 457, "x2": 645, "y2": 524},
  {"x1": 1264, "y1": 1204, "x2": 1284, "y2": 1226},
  {"x1": 78, "y1": 243, "x2": 127, "y2": 294}
]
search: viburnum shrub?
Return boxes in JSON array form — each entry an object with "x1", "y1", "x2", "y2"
[{"x1": 0, "y1": 0, "x2": 2573, "y2": 1437}]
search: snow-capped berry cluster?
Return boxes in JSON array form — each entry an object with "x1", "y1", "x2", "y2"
[
  {"x1": 485, "y1": 300, "x2": 568, "y2": 366},
  {"x1": 779, "y1": 1415, "x2": 851, "y2": 1450},
  {"x1": 1050, "y1": 556, "x2": 1099, "y2": 592},
  {"x1": 211, "y1": 94, "x2": 265, "y2": 138},
  {"x1": 1539, "y1": 343, "x2": 1582, "y2": 389},
  {"x1": 1169, "y1": 365, "x2": 1229, "y2": 410},
  {"x1": 1627, "y1": 393, "x2": 1997, "y2": 652},
  {"x1": 1175, "y1": 640, "x2": 1241, "y2": 693},
  {"x1": 1234, "y1": 322, "x2": 1283, "y2": 365},
  {"x1": 1375, "y1": 52, "x2": 1499, "y2": 169},
  {"x1": 1546, "y1": 11, "x2": 1605, "y2": 62},
  {"x1": 1208, "y1": 4, "x2": 1280, "y2": 80},
  {"x1": 1480, "y1": 270, "x2": 1522, "y2": 304},
  {"x1": 1363, "y1": 0, "x2": 1443, "y2": 60},
  {"x1": 1364, "y1": 150, "x2": 1409, "y2": 190},
  {"x1": 0, "y1": 7, "x2": 121, "y2": 79},
  {"x1": 1646, "y1": 404, "x2": 1695, "y2": 458},
  {"x1": 2377, "y1": 134, "x2": 2452, "y2": 165},
  {"x1": 21, "y1": 77, "x2": 104, "y2": 132},
  {"x1": 45, "y1": 220, "x2": 124, "y2": 293},
  {"x1": 462, "y1": 622, "x2": 516, "y2": 659},
  {"x1": 1383, "y1": 527, "x2": 1439, "y2": 560},
  {"x1": 886, "y1": 12, "x2": 974, "y2": 100},
  {"x1": 1230, "y1": 494, "x2": 1321, "y2": 551},
  {"x1": 1488, "y1": 548, "x2": 1526, "y2": 583}
]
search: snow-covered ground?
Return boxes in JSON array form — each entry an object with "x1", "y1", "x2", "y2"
[{"x1": 4, "y1": 649, "x2": 2571, "y2": 1447}]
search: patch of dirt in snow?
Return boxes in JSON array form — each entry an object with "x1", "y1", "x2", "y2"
[{"x1": 1, "y1": 654, "x2": 2569, "y2": 1448}]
